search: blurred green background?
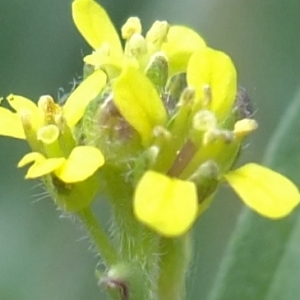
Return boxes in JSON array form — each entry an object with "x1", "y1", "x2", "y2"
[{"x1": 1, "y1": 0, "x2": 300, "y2": 299}]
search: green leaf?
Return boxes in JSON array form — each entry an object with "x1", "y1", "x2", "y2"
[{"x1": 207, "y1": 88, "x2": 300, "y2": 300}]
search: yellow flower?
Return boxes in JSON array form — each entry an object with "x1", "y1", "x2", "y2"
[
  {"x1": 119, "y1": 43, "x2": 300, "y2": 237},
  {"x1": 18, "y1": 146, "x2": 104, "y2": 183},
  {"x1": 0, "y1": 69, "x2": 107, "y2": 183},
  {"x1": 72, "y1": 0, "x2": 206, "y2": 76},
  {"x1": 94, "y1": 35, "x2": 300, "y2": 236},
  {"x1": 134, "y1": 163, "x2": 300, "y2": 237},
  {"x1": 5, "y1": 0, "x2": 295, "y2": 232}
]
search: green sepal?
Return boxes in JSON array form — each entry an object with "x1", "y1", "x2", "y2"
[
  {"x1": 189, "y1": 160, "x2": 220, "y2": 203},
  {"x1": 165, "y1": 73, "x2": 187, "y2": 107},
  {"x1": 145, "y1": 53, "x2": 169, "y2": 93},
  {"x1": 47, "y1": 174, "x2": 98, "y2": 212},
  {"x1": 79, "y1": 87, "x2": 142, "y2": 168}
]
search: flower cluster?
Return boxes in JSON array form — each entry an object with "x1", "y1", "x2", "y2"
[
  {"x1": 1, "y1": 0, "x2": 299, "y2": 238},
  {"x1": 0, "y1": 75, "x2": 106, "y2": 211}
]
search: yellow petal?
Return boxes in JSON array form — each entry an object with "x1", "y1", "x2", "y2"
[
  {"x1": 18, "y1": 152, "x2": 45, "y2": 167},
  {"x1": 55, "y1": 146, "x2": 105, "y2": 183},
  {"x1": 63, "y1": 69, "x2": 107, "y2": 127},
  {"x1": 18, "y1": 152, "x2": 65, "y2": 179},
  {"x1": 83, "y1": 51, "x2": 125, "y2": 80},
  {"x1": 72, "y1": 0, "x2": 122, "y2": 54},
  {"x1": 112, "y1": 66, "x2": 167, "y2": 146},
  {"x1": 187, "y1": 47, "x2": 237, "y2": 121},
  {"x1": 7, "y1": 94, "x2": 43, "y2": 129},
  {"x1": 7, "y1": 94, "x2": 38, "y2": 113},
  {"x1": 84, "y1": 51, "x2": 123, "y2": 70},
  {"x1": 225, "y1": 163, "x2": 300, "y2": 218},
  {"x1": 134, "y1": 171, "x2": 198, "y2": 237},
  {"x1": 26, "y1": 158, "x2": 65, "y2": 179},
  {"x1": 161, "y1": 25, "x2": 206, "y2": 75},
  {"x1": 0, "y1": 107, "x2": 25, "y2": 139}
]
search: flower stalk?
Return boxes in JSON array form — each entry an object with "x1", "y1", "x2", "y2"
[
  {"x1": 77, "y1": 207, "x2": 119, "y2": 267},
  {"x1": 157, "y1": 235, "x2": 192, "y2": 300}
]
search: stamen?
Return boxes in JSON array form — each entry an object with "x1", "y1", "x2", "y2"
[
  {"x1": 146, "y1": 20, "x2": 169, "y2": 52},
  {"x1": 153, "y1": 126, "x2": 171, "y2": 140},
  {"x1": 178, "y1": 87, "x2": 195, "y2": 107},
  {"x1": 38, "y1": 95, "x2": 61, "y2": 123},
  {"x1": 193, "y1": 109, "x2": 217, "y2": 131},
  {"x1": 234, "y1": 118, "x2": 258, "y2": 138},
  {"x1": 121, "y1": 17, "x2": 142, "y2": 40},
  {"x1": 203, "y1": 129, "x2": 234, "y2": 145},
  {"x1": 125, "y1": 33, "x2": 147, "y2": 58}
]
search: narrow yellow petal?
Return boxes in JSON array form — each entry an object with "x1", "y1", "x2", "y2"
[
  {"x1": 72, "y1": 0, "x2": 122, "y2": 54},
  {"x1": 187, "y1": 48, "x2": 237, "y2": 121},
  {"x1": 0, "y1": 107, "x2": 25, "y2": 139},
  {"x1": 112, "y1": 66, "x2": 167, "y2": 146},
  {"x1": 83, "y1": 51, "x2": 124, "y2": 70},
  {"x1": 161, "y1": 25, "x2": 206, "y2": 75},
  {"x1": 18, "y1": 152, "x2": 45, "y2": 168},
  {"x1": 134, "y1": 171, "x2": 198, "y2": 237},
  {"x1": 63, "y1": 70, "x2": 107, "y2": 127},
  {"x1": 26, "y1": 158, "x2": 65, "y2": 179},
  {"x1": 7, "y1": 94, "x2": 38, "y2": 114},
  {"x1": 18, "y1": 152, "x2": 65, "y2": 179},
  {"x1": 225, "y1": 163, "x2": 300, "y2": 218},
  {"x1": 55, "y1": 146, "x2": 105, "y2": 183},
  {"x1": 7, "y1": 94, "x2": 43, "y2": 129}
]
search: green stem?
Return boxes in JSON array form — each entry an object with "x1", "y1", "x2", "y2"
[
  {"x1": 77, "y1": 207, "x2": 118, "y2": 267},
  {"x1": 111, "y1": 200, "x2": 159, "y2": 300},
  {"x1": 157, "y1": 234, "x2": 192, "y2": 300},
  {"x1": 99, "y1": 166, "x2": 160, "y2": 300}
]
